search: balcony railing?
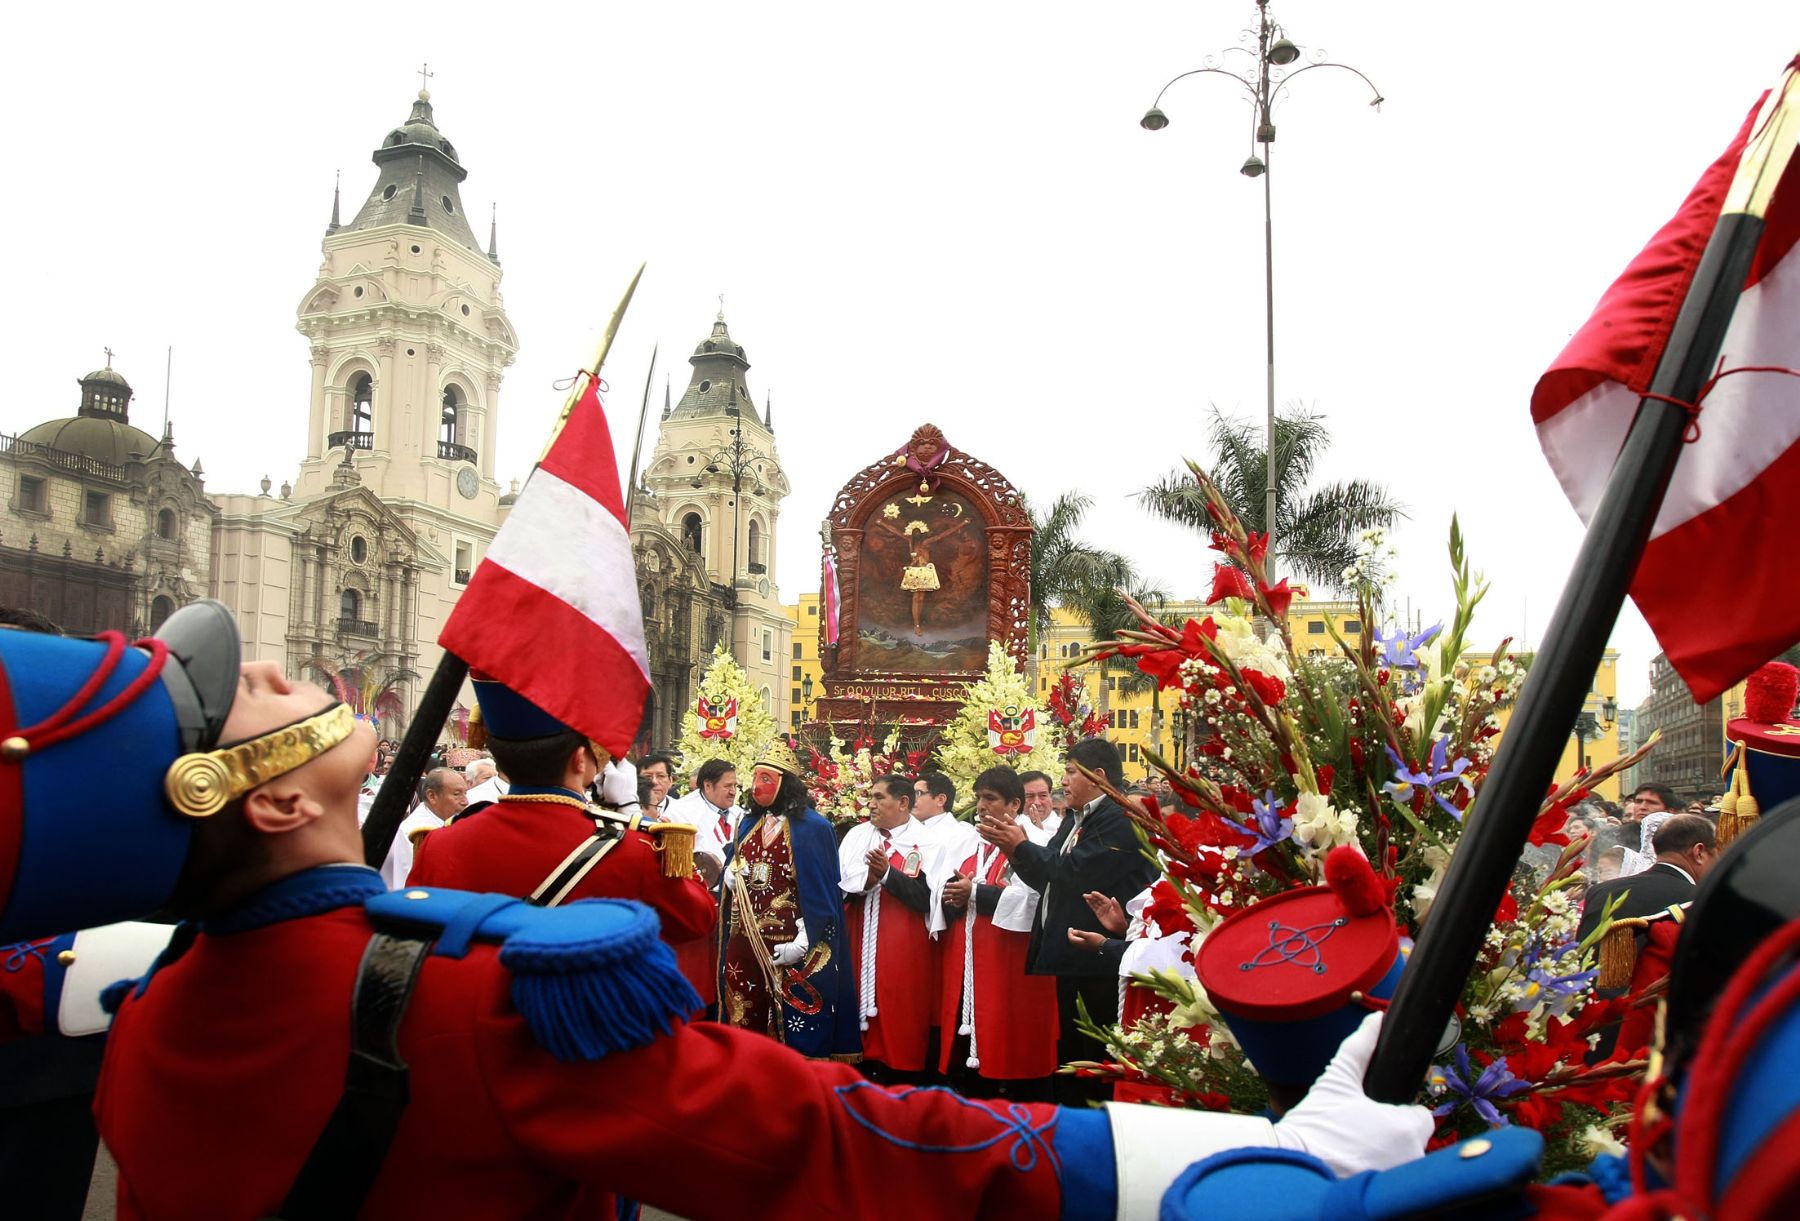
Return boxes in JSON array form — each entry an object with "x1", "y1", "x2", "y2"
[
  {"x1": 454, "y1": 569, "x2": 472, "y2": 585},
  {"x1": 0, "y1": 433, "x2": 126, "y2": 481},
  {"x1": 339, "y1": 618, "x2": 379, "y2": 638},
  {"x1": 747, "y1": 561, "x2": 768, "y2": 575},
  {"x1": 438, "y1": 441, "x2": 478, "y2": 463},
  {"x1": 328, "y1": 431, "x2": 374, "y2": 451}
]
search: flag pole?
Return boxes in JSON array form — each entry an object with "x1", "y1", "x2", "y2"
[
  {"x1": 625, "y1": 342, "x2": 659, "y2": 521},
  {"x1": 1364, "y1": 64, "x2": 1800, "y2": 1103},
  {"x1": 363, "y1": 264, "x2": 648, "y2": 867}
]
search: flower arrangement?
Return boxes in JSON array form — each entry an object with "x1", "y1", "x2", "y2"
[
  {"x1": 1072, "y1": 464, "x2": 1658, "y2": 1177},
  {"x1": 803, "y1": 729, "x2": 932, "y2": 825},
  {"x1": 674, "y1": 643, "x2": 780, "y2": 783},
  {"x1": 1045, "y1": 670, "x2": 1108, "y2": 742},
  {"x1": 932, "y1": 641, "x2": 1067, "y2": 804}
]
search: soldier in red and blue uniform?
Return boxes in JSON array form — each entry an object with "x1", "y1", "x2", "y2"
[{"x1": 0, "y1": 600, "x2": 1432, "y2": 1219}]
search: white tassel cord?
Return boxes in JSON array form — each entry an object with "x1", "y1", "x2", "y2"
[
  {"x1": 859, "y1": 884, "x2": 880, "y2": 1030},
  {"x1": 960, "y1": 844, "x2": 998, "y2": 1070}
]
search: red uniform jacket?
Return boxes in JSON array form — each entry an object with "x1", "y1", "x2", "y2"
[
  {"x1": 95, "y1": 869, "x2": 1109, "y2": 1220},
  {"x1": 938, "y1": 846, "x2": 1059, "y2": 1080},
  {"x1": 408, "y1": 794, "x2": 716, "y2": 945}
]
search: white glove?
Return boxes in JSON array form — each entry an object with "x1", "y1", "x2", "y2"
[
  {"x1": 598, "y1": 760, "x2": 638, "y2": 808},
  {"x1": 1272, "y1": 1012, "x2": 1436, "y2": 1176},
  {"x1": 771, "y1": 923, "x2": 810, "y2": 967}
]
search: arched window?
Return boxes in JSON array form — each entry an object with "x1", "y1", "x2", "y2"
[
  {"x1": 440, "y1": 385, "x2": 462, "y2": 448},
  {"x1": 149, "y1": 595, "x2": 174, "y2": 632},
  {"x1": 340, "y1": 588, "x2": 361, "y2": 623},
  {"x1": 351, "y1": 374, "x2": 374, "y2": 441},
  {"x1": 156, "y1": 508, "x2": 176, "y2": 540},
  {"x1": 747, "y1": 520, "x2": 763, "y2": 568},
  {"x1": 682, "y1": 513, "x2": 703, "y2": 555}
]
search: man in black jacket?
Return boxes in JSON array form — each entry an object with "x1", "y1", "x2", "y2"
[
  {"x1": 978, "y1": 737, "x2": 1155, "y2": 1103},
  {"x1": 1576, "y1": 813, "x2": 1717, "y2": 946}
]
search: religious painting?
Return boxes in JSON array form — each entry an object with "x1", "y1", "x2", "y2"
[{"x1": 856, "y1": 488, "x2": 988, "y2": 672}]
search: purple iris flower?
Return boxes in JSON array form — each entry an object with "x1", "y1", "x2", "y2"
[
  {"x1": 1376, "y1": 622, "x2": 1442, "y2": 671},
  {"x1": 1518, "y1": 940, "x2": 1596, "y2": 1008},
  {"x1": 1429, "y1": 1044, "x2": 1529, "y2": 1127},
  {"x1": 1382, "y1": 739, "x2": 1473, "y2": 820},
  {"x1": 1244, "y1": 790, "x2": 1294, "y2": 856}
]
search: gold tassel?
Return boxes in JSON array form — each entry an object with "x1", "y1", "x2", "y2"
[
  {"x1": 1735, "y1": 787, "x2": 1761, "y2": 844},
  {"x1": 1597, "y1": 920, "x2": 1645, "y2": 990},
  {"x1": 651, "y1": 821, "x2": 697, "y2": 879},
  {"x1": 466, "y1": 704, "x2": 487, "y2": 751}
]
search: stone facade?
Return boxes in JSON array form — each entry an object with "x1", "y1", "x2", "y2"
[
  {"x1": 0, "y1": 365, "x2": 215, "y2": 636},
  {"x1": 1634, "y1": 651, "x2": 1726, "y2": 802},
  {"x1": 630, "y1": 313, "x2": 792, "y2": 747},
  {"x1": 206, "y1": 89, "x2": 517, "y2": 739}
]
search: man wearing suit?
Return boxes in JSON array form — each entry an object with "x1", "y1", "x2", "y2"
[
  {"x1": 1576, "y1": 812, "x2": 1717, "y2": 946},
  {"x1": 1577, "y1": 812, "x2": 1717, "y2": 1061},
  {"x1": 978, "y1": 737, "x2": 1155, "y2": 1103}
]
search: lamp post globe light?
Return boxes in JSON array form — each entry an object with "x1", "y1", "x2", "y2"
[{"x1": 1139, "y1": 0, "x2": 1383, "y2": 580}]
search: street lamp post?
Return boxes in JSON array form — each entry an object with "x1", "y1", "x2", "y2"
[{"x1": 1140, "y1": 0, "x2": 1382, "y2": 580}]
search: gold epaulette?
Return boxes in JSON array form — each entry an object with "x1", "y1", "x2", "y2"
[
  {"x1": 1596, "y1": 902, "x2": 1690, "y2": 989},
  {"x1": 406, "y1": 822, "x2": 435, "y2": 847},
  {"x1": 643, "y1": 820, "x2": 698, "y2": 879}
]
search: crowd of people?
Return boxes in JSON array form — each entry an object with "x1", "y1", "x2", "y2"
[{"x1": 8, "y1": 597, "x2": 1800, "y2": 1219}]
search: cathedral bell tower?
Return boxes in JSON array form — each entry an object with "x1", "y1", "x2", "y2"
[
  {"x1": 631, "y1": 311, "x2": 793, "y2": 738},
  {"x1": 291, "y1": 88, "x2": 517, "y2": 514}
]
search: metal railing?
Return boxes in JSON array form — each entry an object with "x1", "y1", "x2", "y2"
[
  {"x1": 338, "y1": 618, "x2": 379, "y2": 637},
  {"x1": 0, "y1": 433, "x2": 126, "y2": 480},
  {"x1": 328, "y1": 431, "x2": 375, "y2": 451},
  {"x1": 437, "y1": 441, "x2": 478, "y2": 463}
]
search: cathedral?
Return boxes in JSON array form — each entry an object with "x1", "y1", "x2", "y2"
[
  {"x1": 2, "y1": 86, "x2": 795, "y2": 747},
  {"x1": 630, "y1": 313, "x2": 793, "y2": 747},
  {"x1": 2, "y1": 88, "x2": 515, "y2": 740}
]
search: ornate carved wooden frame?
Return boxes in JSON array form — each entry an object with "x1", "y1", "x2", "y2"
[{"x1": 821, "y1": 426, "x2": 1031, "y2": 701}]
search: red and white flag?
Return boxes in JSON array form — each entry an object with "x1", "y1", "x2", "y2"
[
  {"x1": 1533, "y1": 79, "x2": 1800, "y2": 702},
  {"x1": 440, "y1": 375, "x2": 649, "y2": 756}
]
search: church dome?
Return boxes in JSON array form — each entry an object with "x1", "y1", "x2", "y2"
[
  {"x1": 19, "y1": 416, "x2": 161, "y2": 467},
  {"x1": 80, "y1": 366, "x2": 131, "y2": 392},
  {"x1": 382, "y1": 92, "x2": 461, "y2": 164}
]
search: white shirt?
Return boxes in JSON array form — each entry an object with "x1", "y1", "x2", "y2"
[
  {"x1": 465, "y1": 775, "x2": 509, "y2": 805},
  {"x1": 666, "y1": 788, "x2": 742, "y2": 864},
  {"x1": 839, "y1": 818, "x2": 934, "y2": 894}
]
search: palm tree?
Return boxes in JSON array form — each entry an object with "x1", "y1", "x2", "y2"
[
  {"x1": 1139, "y1": 405, "x2": 1405, "y2": 592},
  {"x1": 1026, "y1": 492, "x2": 1134, "y2": 653}
]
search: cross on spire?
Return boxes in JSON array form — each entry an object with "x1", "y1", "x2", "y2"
[
  {"x1": 716, "y1": 293, "x2": 726, "y2": 321},
  {"x1": 417, "y1": 62, "x2": 434, "y2": 93},
  {"x1": 103, "y1": 346, "x2": 114, "y2": 368}
]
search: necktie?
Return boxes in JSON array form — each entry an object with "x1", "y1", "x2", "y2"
[{"x1": 716, "y1": 809, "x2": 731, "y2": 843}]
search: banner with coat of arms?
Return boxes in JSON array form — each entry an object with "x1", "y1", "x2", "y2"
[
  {"x1": 987, "y1": 704, "x2": 1036, "y2": 756},
  {"x1": 697, "y1": 695, "x2": 739, "y2": 740}
]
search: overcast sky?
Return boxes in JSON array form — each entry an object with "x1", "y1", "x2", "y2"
[{"x1": 4, "y1": 1, "x2": 1793, "y2": 706}]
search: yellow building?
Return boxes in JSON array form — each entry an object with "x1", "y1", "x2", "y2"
[
  {"x1": 1034, "y1": 600, "x2": 1624, "y2": 798},
  {"x1": 1488, "y1": 647, "x2": 1624, "y2": 801},
  {"x1": 784, "y1": 592, "x2": 826, "y2": 732}
]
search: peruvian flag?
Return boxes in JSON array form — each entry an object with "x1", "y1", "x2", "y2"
[
  {"x1": 440, "y1": 375, "x2": 650, "y2": 756},
  {"x1": 1533, "y1": 79, "x2": 1800, "y2": 702}
]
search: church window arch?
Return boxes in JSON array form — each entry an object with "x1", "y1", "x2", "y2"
[
  {"x1": 340, "y1": 588, "x2": 362, "y2": 623},
  {"x1": 440, "y1": 385, "x2": 463, "y2": 449},
  {"x1": 149, "y1": 595, "x2": 174, "y2": 632},
  {"x1": 682, "y1": 513, "x2": 703, "y2": 555},
  {"x1": 156, "y1": 508, "x2": 177, "y2": 540},
  {"x1": 350, "y1": 373, "x2": 374, "y2": 443},
  {"x1": 747, "y1": 519, "x2": 764, "y2": 570}
]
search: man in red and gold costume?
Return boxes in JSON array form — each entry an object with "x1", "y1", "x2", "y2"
[
  {"x1": 718, "y1": 742, "x2": 860, "y2": 1058},
  {"x1": 407, "y1": 673, "x2": 715, "y2": 943}
]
